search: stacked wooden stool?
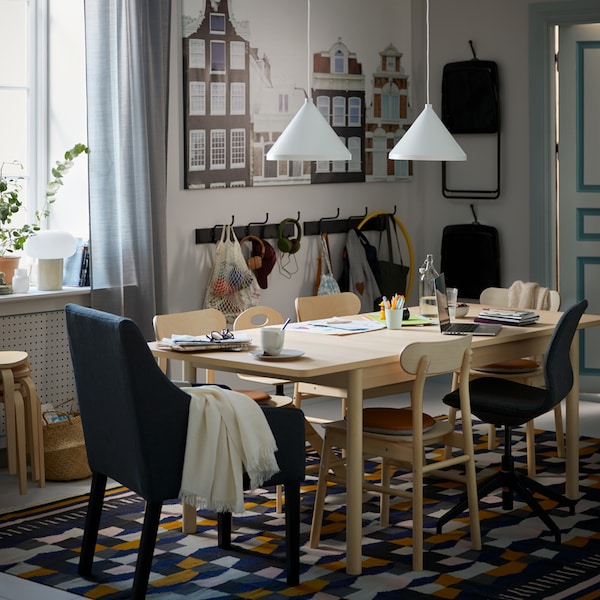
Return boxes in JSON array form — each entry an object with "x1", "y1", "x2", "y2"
[{"x1": 1, "y1": 351, "x2": 45, "y2": 494}]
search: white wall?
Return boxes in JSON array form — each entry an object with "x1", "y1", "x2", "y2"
[{"x1": 164, "y1": 0, "x2": 561, "y2": 319}]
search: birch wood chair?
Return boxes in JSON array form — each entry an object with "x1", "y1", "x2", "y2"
[{"x1": 310, "y1": 335, "x2": 481, "y2": 571}]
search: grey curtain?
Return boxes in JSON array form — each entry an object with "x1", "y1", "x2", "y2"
[{"x1": 84, "y1": 0, "x2": 171, "y2": 339}]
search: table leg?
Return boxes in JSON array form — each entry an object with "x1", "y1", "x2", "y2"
[
  {"x1": 345, "y1": 368, "x2": 363, "y2": 575},
  {"x1": 565, "y1": 335, "x2": 580, "y2": 500}
]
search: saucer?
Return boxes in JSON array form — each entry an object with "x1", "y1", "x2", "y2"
[{"x1": 249, "y1": 349, "x2": 305, "y2": 361}]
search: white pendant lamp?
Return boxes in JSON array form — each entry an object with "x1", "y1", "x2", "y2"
[
  {"x1": 266, "y1": 0, "x2": 351, "y2": 162},
  {"x1": 389, "y1": 0, "x2": 466, "y2": 161}
]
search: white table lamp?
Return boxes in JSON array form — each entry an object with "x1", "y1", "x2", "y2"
[{"x1": 24, "y1": 231, "x2": 77, "y2": 291}]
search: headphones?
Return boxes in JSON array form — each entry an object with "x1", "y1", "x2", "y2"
[
  {"x1": 240, "y1": 235, "x2": 265, "y2": 270},
  {"x1": 277, "y1": 218, "x2": 302, "y2": 254}
]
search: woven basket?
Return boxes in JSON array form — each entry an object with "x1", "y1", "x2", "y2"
[{"x1": 42, "y1": 411, "x2": 91, "y2": 481}]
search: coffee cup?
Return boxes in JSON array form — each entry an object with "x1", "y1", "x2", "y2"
[{"x1": 260, "y1": 326, "x2": 285, "y2": 356}]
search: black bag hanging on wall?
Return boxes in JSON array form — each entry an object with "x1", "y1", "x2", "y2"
[
  {"x1": 442, "y1": 58, "x2": 499, "y2": 134},
  {"x1": 338, "y1": 229, "x2": 380, "y2": 293},
  {"x1": 377, "y1": 214, "x2": 409, "y2": 299},
  {"x1": 440, "y1": 206, "x2": 500, "y2": 300}
]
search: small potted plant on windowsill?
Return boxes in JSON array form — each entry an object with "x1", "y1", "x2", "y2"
[{"x1": 0, "y1": 143, "x2": 90, "y2": 283}]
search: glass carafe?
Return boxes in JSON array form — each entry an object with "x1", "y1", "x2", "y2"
[{"x1": 418, "y1": 254, "x2": 439, "y2": 318}]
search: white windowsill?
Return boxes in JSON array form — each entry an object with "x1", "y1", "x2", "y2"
[{"x1": 0, "y1": 286, "x2": 91, "y2": 316}]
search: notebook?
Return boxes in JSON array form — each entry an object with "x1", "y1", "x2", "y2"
[{"x1": 434, "y1": 275, "x2": 502, "y2": 336}]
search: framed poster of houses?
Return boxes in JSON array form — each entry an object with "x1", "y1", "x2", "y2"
[{"x1": 182, "y1": 0, "x2": 412, "y2": 189}]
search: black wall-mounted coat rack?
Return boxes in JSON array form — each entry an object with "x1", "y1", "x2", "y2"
[{"x1": 194, "y1": 207, "x2": 397, "y2": 244}]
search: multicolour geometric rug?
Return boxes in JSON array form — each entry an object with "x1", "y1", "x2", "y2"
[{"x1": 1, "y1": 424, "x2": 600, "y2": 599}]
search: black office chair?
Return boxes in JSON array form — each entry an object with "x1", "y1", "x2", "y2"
[
  {"x1": 64, "y1": 304, "x2": 305, "y2": 598},
  {"x1": 437, "y1": 299, "x2": 588, "y2": 543}
]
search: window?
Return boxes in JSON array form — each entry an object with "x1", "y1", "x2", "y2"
[
  {"x1": 332, "y1": 97, "x2": 346, "y2": 126},
  {"x1": 348, "y1": 137, "x2": 361, "y2": 172},
  {"x1": 0, "y1": 0, "x2": 29, "y2": 228},
  {"x1": 210, "y1": 130, "x2": 226, "y2": 169},
  {"x1": 189, "y1": 130, "x2": 206, "y2": 171},
  {"x1": 230, "y1": 82, "x2": 245, "y2": 115},
  {"x1": 230, "y1": 129, "x2": 245, "y2": 168},
  {"x1": 210, "y1": 82, "x2": 226, "y2": 115},
  {"x1": 348, "y1": 97, "x2": 361, "y2": 126},
  {"x1": 210, "y1": 40, "x2": 226, "y2": 73},
  {"x1": 386, "y1": 56, "x2": 396, "y2": 72},
  {"x1": 333, "y1": 49, "x2": 345, "y2": 74},
  {"x1": 381, "y1": 83, "x2": 400, "y2": 120},
  {"x1": 332, "y1": 137, "x2": 347, "y2": 172},
  {"x1": 230, "y1": 41, "x2": 245, "y2": 70},
  {"x1": 279, "y1": 93, "x2": 288, "y2": 114},
  {"x1": 189, "y1": 39, "x2": 205, "y2": 69},
  {"x1": 189, "y1": 82, "x2": 206, "y2": 115},
  {"x1": 316, "y1": 96, "x2": 330, "y2": 120},
  {"x1": 210, "y1": 13, "x2": 225, "y2": 34},
  {"x1": 0, "y1": 0, "x2": 88, "y2": 238}
]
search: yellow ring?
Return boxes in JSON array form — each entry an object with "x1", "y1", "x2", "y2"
[{"x1": 357, "y1": 212, "x2": 415, "y2": 297}]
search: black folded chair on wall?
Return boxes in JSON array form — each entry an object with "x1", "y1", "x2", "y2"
[
  {"x1": 437, "y1": 300, "x2": 588, "y2": 543},
  {"x1": 64, "y1": 304, "x2": 305, "y2": 598}
]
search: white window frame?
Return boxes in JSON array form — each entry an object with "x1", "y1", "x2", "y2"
[
  {"x1": 189, "y1": 39, "x2": 205, "y2": 69},
  {"x1": 210, "y1": 82, "x2": 226, "y2": 115},
  {"x1": 332, "y1": 96, "x2": 346, "y2": 127},
  {"x1": 210, "y1": 40, "x2": 226, "y2": 73},
  {"x1": 230, "y1": 82, "x2": 245, "y2": 115},
  {"x1": 316, "y1": 96, "x2": 330, "y2": 121},
  {"x1": 230, "y1": 41, "x2": 245, "y2": 70},
  {"x1": 230, "y1": 129, "x2": 246, "y2": 168},
  {"x1": 348, "y1": 97, "x2": 361, "y2": 126},
  {"x1": 189, "y1": 82, "x2": 206, "y2": 115},
  {"x1": 210, "y1": 13, "x2": 226, "y2": 34},
  {"x1": 210, "y1": 130, "x2": 226, "y2": 170},
  {"x1": 0, "y1": 0, "x2": 88, "y2": 239},
  {"x1": 189, "y1": 130, "x2": 206, "y2": 171}
]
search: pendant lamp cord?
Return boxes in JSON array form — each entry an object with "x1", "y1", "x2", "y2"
[
  {"x1": 426, "y1": 0, "x2": 430, "y2": 105},
  {"x1": 306, "y1": 0, "x2": 311, "y2": 99}
]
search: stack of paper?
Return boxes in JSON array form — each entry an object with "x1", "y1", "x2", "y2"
[
  {"x1": 475, "y1": 309, "x2": 540, "y2": 326},
  {"x1": 156, "y1": 333, "x2": 251, "y2": 352}
]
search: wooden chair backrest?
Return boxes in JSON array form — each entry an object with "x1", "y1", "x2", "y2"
[
  {"x1": 480, "y1": 286, "x2": 560, "y2": 311},
  {"x1": 153, "y1": 308, "x2": 226, "y2": 340},
  {"x1": 152, "y1": 308, "x2": 226, "y2": 381},
  {"x1": 295, "y1": 292, "x2": 361, "y2": 321},
  {"x1": 233, "y1": 306, "x2": 284, "y2": 330}
]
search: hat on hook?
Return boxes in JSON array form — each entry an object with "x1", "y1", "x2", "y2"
[{"x1": 253, "y1": 238, "x2": 276, "y2": 289}]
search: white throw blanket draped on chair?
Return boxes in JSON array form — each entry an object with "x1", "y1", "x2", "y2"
[
  {"x1": 179, "y1": 386, "x2": 280, "y2": 514},
  {"x1": 508, "y1": 280, "x2": 550, "y2": 310}
]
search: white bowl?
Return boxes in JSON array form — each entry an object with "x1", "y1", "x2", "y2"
[{"x1": 455, "y1": 304, "x2": 469, "y2": 318}]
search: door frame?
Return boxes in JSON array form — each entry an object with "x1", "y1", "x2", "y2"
[{"x1": 530, "y1": 0, "x2": 600, "y2": 286}]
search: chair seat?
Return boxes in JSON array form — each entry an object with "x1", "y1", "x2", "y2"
[
  {"x1": 362, "y1": 407, "x2": 436, "y2": 435},
  {"x1": 444, "y1": 376, "x2": 549, "y2": 426},
  {"x1": 473, "y1": 358, "x2": 539, "y2": 374},
  {"x1": 327, "y1": 417, "x2": 453, "y2": 443}
]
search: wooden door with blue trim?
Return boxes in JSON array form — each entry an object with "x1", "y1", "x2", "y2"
[{"x1": 559, "y1": 23, "x2": 600, "y2": 393}]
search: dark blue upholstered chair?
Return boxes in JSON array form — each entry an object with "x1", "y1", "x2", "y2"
[
  {"x1": 64, "y1": 304, "x2": 305, "y2": 598},
  {"x1": 437, "y1": 300, "x2": 588, "y2": 543}
]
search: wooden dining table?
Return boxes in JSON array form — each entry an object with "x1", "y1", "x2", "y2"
[{"x1": 150, "y1": 305, "x2": 600, "y2": 575}]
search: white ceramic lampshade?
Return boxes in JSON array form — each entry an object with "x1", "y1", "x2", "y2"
[
  {"x1": 389, "y1": 104, "x2": 467, "y2": 161},
  {"x1": 266, "y1": 98, "x2": 352, "y2": 162},
  {"x1": 24, "y1": 231, "x2": 77, "y2": 291}
]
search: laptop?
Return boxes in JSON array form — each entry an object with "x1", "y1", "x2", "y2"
[{"x1": 434, "y1": 275, "x2": 502, "y2": 336}]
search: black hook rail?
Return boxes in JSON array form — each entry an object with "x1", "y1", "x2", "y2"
[{"x1": 195, "y1": 207, "x2": 397, "y2": 244}]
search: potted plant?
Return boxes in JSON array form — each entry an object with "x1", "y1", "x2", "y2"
[{"x1": 0, "y1": 143, "x2": 90, "y2": 282}]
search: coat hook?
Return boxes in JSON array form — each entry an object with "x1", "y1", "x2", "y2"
[
  {"x1": 246, "y1": 213, "x2": 269, "y2": 236},
  {"x1": 347, "y1": 206, "x2": 368, "y2": 226},
  {"x1": 319, "y1": 208, "x2": 340, "y2": 233},
  {"x1": 391, "y1": 205, "x2": 397, "y2": 216}
]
